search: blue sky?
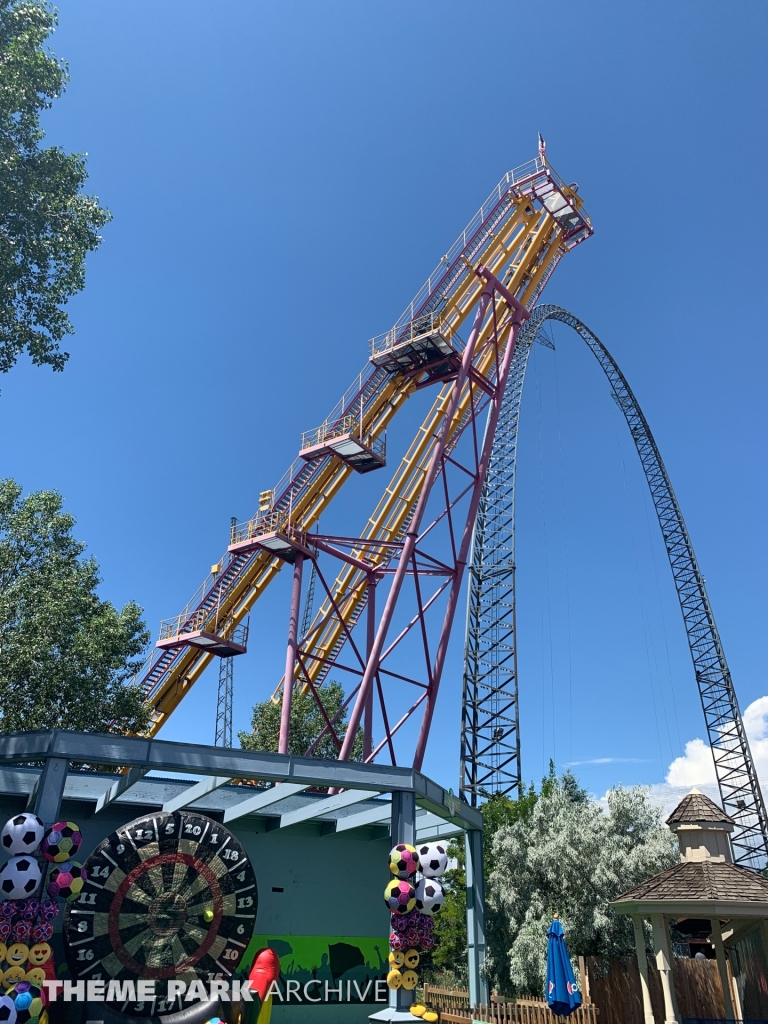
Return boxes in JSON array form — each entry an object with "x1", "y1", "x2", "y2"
[{"x1": 2, "y1": 1, "x2": 766, "y2": 803}]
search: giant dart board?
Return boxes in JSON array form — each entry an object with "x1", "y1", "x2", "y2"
[{"x1": 63, "y1": 811, "x2": 258, "y2": 1016}]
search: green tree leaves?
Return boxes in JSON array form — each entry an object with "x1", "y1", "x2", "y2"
[
  {"x1": 239, "y1": 679, "x2": 364, "y2": 760},
  {"x1": 487, "y1": 776, "x2": 678, "y2": 995},
  {"x1": 0, "y1": 479, "x2": 151, "y2": 733},
  {"x1": 0, "y1": 0, "x2": 110, "y2": 375}
]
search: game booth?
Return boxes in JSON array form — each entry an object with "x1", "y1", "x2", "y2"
[{"x1": 0, "y1": 730, "x2": 485, "y2": 1024}]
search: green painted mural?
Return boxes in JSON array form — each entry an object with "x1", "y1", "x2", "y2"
[{"x1": 242, "y1": 935, "x2": 389, "y2": 1004}]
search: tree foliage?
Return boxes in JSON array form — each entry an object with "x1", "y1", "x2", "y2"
[
  {"x1": 0, "y1": 479, "x2": 151, "y2": 733},
  {"x1": 428, "y1": 769, "x2": 677, "y2": 996},
  {"x1": 429, "y1": 786, "x2": 538, "y2": 984},
  {"x1": 239, "y1": 680, "x2": 364, "y2": 760},
  {"x1": 487, "y1": 773, "x2": 678, "y2": 995},
  {"x1": 0, "y1": 0, "x2": 110, "y2": 375}
]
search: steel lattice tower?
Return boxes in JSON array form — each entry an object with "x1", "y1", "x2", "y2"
[
  {"x1": 459, "y1": 304, "x2": 768, "y2": 869},
  {"x1": 459, "y1": 330, "x2": 538, "y2": 803},
  {"x1": 214, "y1": 656, "x2": 234, "y2": 747}
]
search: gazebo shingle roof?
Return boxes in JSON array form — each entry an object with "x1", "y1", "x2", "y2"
[
  {"x1": 665, "y1": 790, "x2": 735, "y2": 827},
  {"x1": 613, "y1": 859, "x2": 768, "y2": 904}
]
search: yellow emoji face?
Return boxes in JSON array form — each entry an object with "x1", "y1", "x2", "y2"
[
  {"x1": 3, "y1": 965, "x2": 26, "y2": 984},
  {"x1": 6, "y1": 943, "x2": 28, "y2": 966},
  {"x1": 0, "y1": 943, "x2": 6, "y2": 963},
  {"x1": 25, "y1": 967, "x2": 46, "y2": 986},
  {"x1": 386, "y1": 969, "x2": 402, "y2": 990},
  {"x1": 28, "y1": 943, "x2": 51, "y2": 966},
  {"x1": 388, "y1": 949, "x2": 405, "y2": 967},
  {"x1": 401, "y1": 969, "x2": 418, "y2": 990},
  {"x1": 404, "y1": 947, "x2": 420, "y2": 969}
]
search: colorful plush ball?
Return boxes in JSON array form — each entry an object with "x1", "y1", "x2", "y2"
[
  {"x1": 388, "y1": 931, "x2": 405, "y2": 951},
  {"x1": 1, "y1": 817, "x2": 44, "y2": 860},
  {"x1": 420, "y1": 933, "x2": 435, "y2": 952},
  {"x1": 38, "y1": 900, "x2": 57, "y2": 923},
  {"x1": 390, "y1": 914, "x2": 408, "y2": 934},
  {"x1": 7, "y1": 982, "x2": 43, "y2": 1024},
  {"x1": 18, "y1": 901, "x2": 38, "y2": 922},
  {"x1": 0, "y1": 901, "x2": 16, "y2": 918},
  {"x1": 46, "y1": 862, "x2": 86, "y2": 902},
  {"x1": 29, "y1": 923, "x2": 51, "y2": 945},
  {"x1": 417, "y1": 841, "x2": 448, "y2": 878},
  {"x1": 0, "y1": 921, "x2": 10, "y2": 940},
  {"x1": 415, "y1": 877, "x2": 444, "y2": 916},
  {"x1": 40, "y1": 824, "x2": 81, "y2": 865},
  {"x1": 11, "y1": 921, "x2": 30, "y2": 944},
  {"x1": 388, "y1": 844, "x2": 420, "y2": 879},
  {"x1": 0, "y1": 993, "x2": 17, "y2": 1024},
  {"x1": 384, "y1": 878, "x2": 416, "y2": 915},
  {"x1": 0, "y1": 859, "x2": 41, "y2": 900},
  {"x1": 405, "y1": 927, "x2": 419, "y2": 945}
]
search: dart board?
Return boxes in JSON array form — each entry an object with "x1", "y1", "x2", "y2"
[{"x1": 63, "y1": 811, "x2": 258, "y2": 1017}]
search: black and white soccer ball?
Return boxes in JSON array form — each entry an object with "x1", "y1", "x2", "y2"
[
  {"x1": 415, "y1": 877, "x2": 444, "y2": 916},
  {"x1": 0, "y1": 993, "x2": 17, "y2": 1024},
  {"x1": 0, "y1": 857, "x2": 41, "y2": 900},
  {"x1": 417, "y1": 841, "x2": 448, "y2": 878},
  {"x1": 1, "y1": 815, "x2": 44, "y2": 857}
]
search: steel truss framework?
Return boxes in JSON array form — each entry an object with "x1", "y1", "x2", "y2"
[
  {"x1": 460, "y1": 304, "x2": 768, "y2": 868},
  {"x1": 134, "y1": 154, "x2": 593, "y2": 753}
]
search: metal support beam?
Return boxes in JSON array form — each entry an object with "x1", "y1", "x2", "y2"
[
  {"x1": 94, "y1": 766, "x2": 150, "y2": 814},
  {"x1": 0, "y1": 729, "x2": 483, "y2": 833},
  {"x1": 279, "y1": 554, "x2": 304, "y2": 754},
  {"x1": 387, "y1": 790, "x2": 416, "y2": 1016},
  {"x1": 332, "y1": 800, "x2": 391, "y2": 834},
  {"x1": 416, "y1": 818, "x2": 464, "y2": 844},
  {"x1": 279, "y1": 789, "x2": 380, "y2": 829},
  {"x1": 163, "y1": 775, "x2": 230, "y2": 813},
  {"x1": 32, "y1": 757, "x2": 68, "y2": 823},
  {"x1": 465, "y1": 828, "x2": 488, "y2": 1007},
  {"x1": 223, "y1": 783, "x2": 308, "y2": 824}
]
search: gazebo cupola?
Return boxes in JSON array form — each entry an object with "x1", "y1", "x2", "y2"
[{"x1": 666, "y1": 788, "x2": 735, "y2": 864}]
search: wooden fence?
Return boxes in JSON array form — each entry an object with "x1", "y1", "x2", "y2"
[
  {"x1": 584, "y1": 956, "x2": 725, "y2": 1024},
  {"x1": 421, "y1": 985, "x2": 599, "y2": 1024}
]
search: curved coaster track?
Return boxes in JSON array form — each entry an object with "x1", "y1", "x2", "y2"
[{"x1": 460, "y1": 304, "x2": 768, "y2": 869}]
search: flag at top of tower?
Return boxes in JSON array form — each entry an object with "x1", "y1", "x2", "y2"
[
  {"x1": 546, "y1": 917, "x2": 582, "y2": 1016},
  {"x1": 538, "y1": 131, "x2": 547, "y2": 163}
]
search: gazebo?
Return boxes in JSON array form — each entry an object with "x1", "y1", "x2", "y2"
[{"x1": 611, "y1": 789, "x2": 768, "y2": 1024}]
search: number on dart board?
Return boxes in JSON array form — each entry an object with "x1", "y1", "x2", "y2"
[{"x1": 63, "y1": 811, "x2": 258, "y2": 1017}]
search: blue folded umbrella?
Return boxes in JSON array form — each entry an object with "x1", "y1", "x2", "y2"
[{"x1": 546, "y1": 918, "x2": 583, "y2": 1016}]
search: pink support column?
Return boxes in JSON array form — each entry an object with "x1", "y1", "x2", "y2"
[
  {"x1": 338, "y1": 281, "x2": 495, "y2": 762},
  {"x1": 413, "y1": 300, "x2": 530, "y2": 770},
  {"x1": 278, "y1": 553, "x2": 304, "y2": 755},
  {"x1": 363, "y1": 574, "x2": 376, "y2": 760}
]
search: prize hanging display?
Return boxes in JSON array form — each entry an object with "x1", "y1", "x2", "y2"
[
  {"x1": 63, "y1": 811, "x2": 258, "y2": 1017},
  {"x1": 0, "y1": 812, "x2": 71, "y2": 1024},
  {"x1": 383, "y1": 841, "x2": 448, "y2": 1022}
]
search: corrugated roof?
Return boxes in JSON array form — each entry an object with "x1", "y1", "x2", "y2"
[
  {"x1": 613, "y1": 860, "x2": 768, "y2": 904},
  {"x1": 666, "y1": 790, "x2": 735, "y2": 826}
]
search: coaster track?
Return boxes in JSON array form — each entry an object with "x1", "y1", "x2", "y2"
[
  {"x1": 135, "y1": 155, "x2": 592, "y2": 736},
  {"x1": 459, "y1": 305, "x2": 768, "y2": 869}
]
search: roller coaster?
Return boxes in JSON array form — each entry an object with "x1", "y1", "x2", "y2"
[{"x1": 133, "y1": 145, "x2": 768, "y2": 867}]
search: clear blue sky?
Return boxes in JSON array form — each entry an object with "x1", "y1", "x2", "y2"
[{"x1": 2, "y1": 1, "x2": 766, "y2": 801}]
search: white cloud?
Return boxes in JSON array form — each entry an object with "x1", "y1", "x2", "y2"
[{"x1": 600, "y1": 696, "x2": 768, "y2": 819}]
